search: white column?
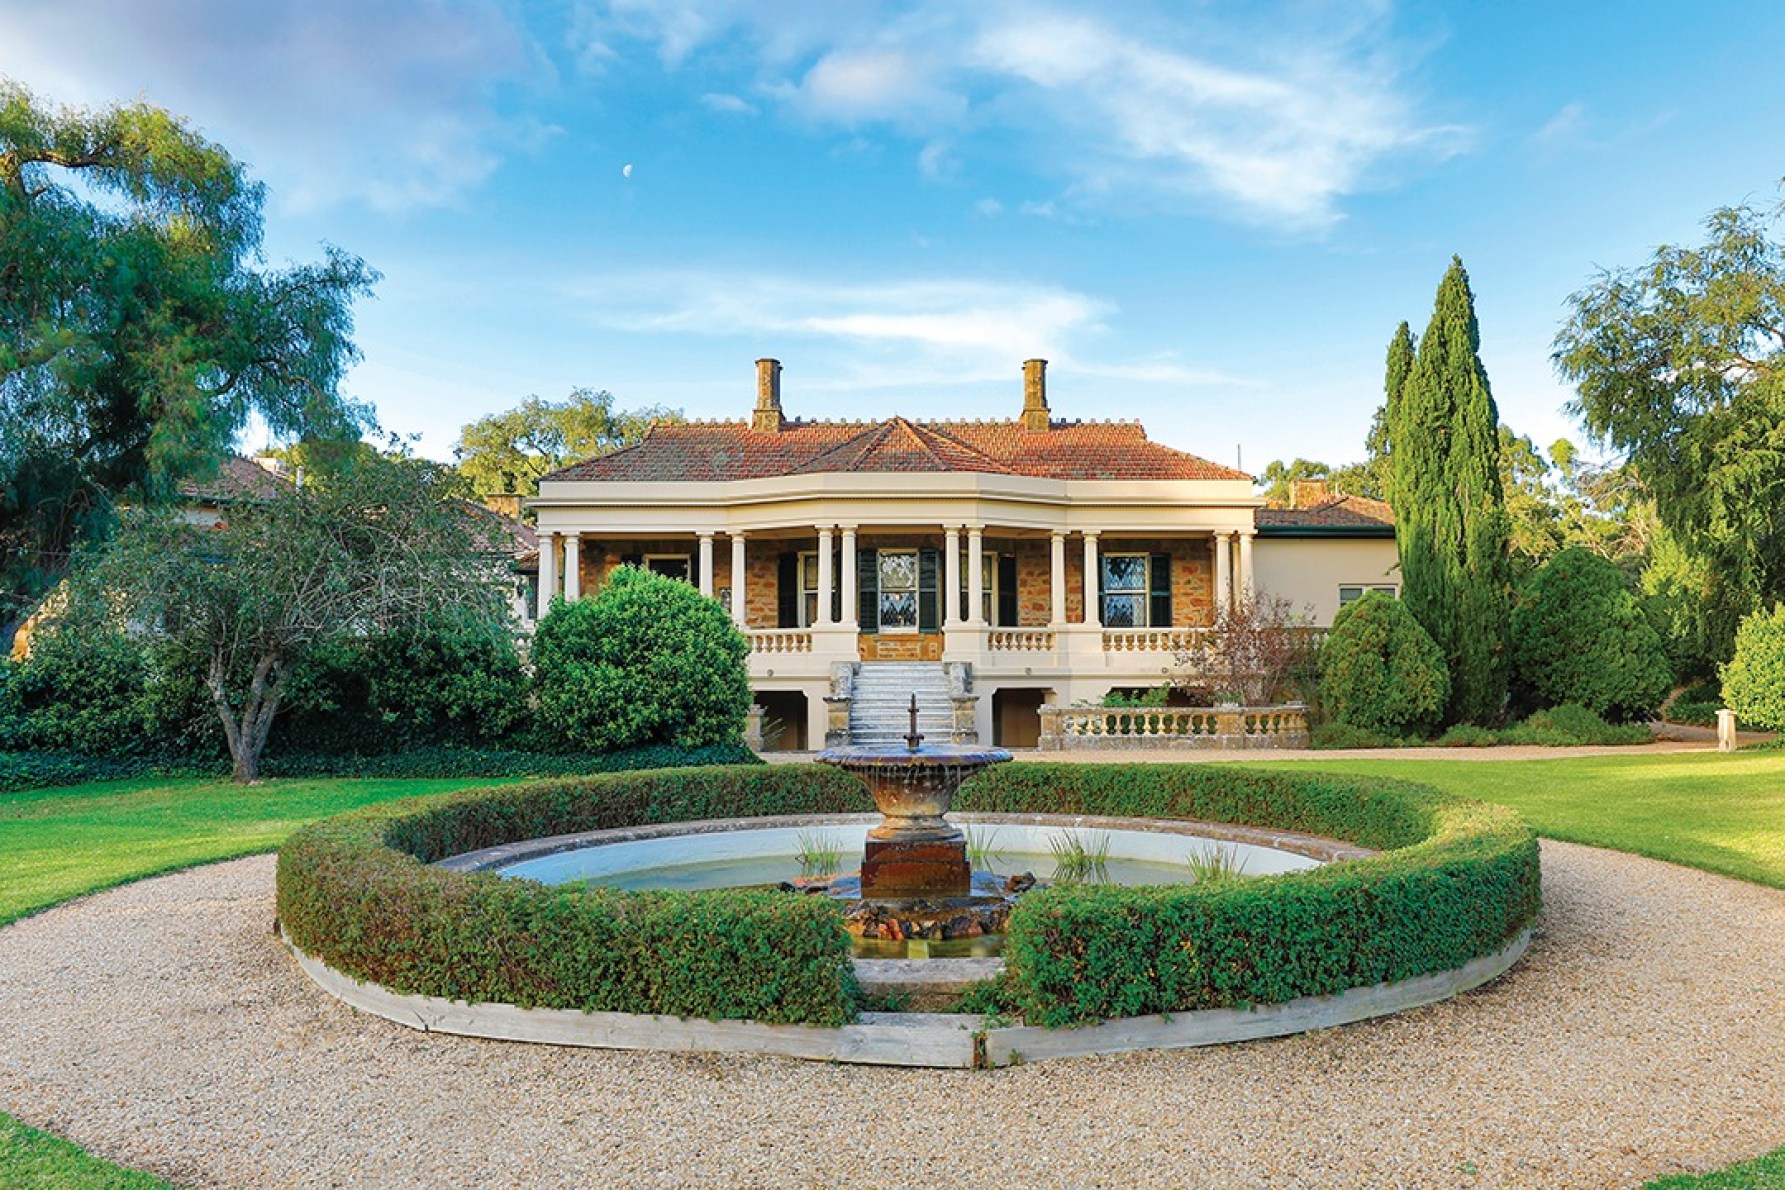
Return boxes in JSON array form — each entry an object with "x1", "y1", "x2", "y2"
[
  {"x1": 1214, "y1": 532, "x2": 1234, "y2": 618},
  {"x1": 1050, "y1": 532, "x2": 1067, "y2": 626},
  {"x1": 1082, "y1": 532, "x2": 1101, "y2": 628},
  {"x1": 816, "y1": 525, "x2": 835, "y2": 626},
  {"x1": 943, "y1": 526, "x2": 962, "y2": 626},
  {"x1": 841, "y1": 526, "x2": 858, "y2": 631},
  {"x1": 1237, "y1": 529, "x2": 1255, "y2": 608},
  {"x1": 729, "y1": 533, "x2": 747, "y2": 626},
  {"x1": 537, "y1": 533, "x2": 558, "y2": 618},
  {"x1": 967, "y1": 526, "x2": 986, "y2": 625},
  {"x1": 562, "y1": 535, "x2": 581, "y2": 601},
  {"x1": 697, "y1": 531, "x2": 715, "y2": 597}
]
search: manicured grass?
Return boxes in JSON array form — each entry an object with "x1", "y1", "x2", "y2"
[
  {"x1": 0, "y1": 1090, "x2": 175, "y2": 1188},
  {"x1": 1647, "y1": 1146, "x2": 1785, "y2": 1188},
  {"x1": 5, "y1": 756, "x2": 1785, "y2": 1186},
  {"x1": 0, "y1": 774, "x2": 518, "y2": 928},
  {"x1": 1248, "y1": 751, "x2": 1785, "y2": 890}
]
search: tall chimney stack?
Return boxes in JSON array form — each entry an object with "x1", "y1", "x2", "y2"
[
  {"x1": 752, "y1": 358, "x2": 785, "y2": 432},
  {"x1": 1021, "y1": 358, "x2": 1050, "y2": 431}
]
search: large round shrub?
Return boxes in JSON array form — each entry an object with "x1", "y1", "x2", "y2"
[
  {"x1": 1721, "y1": 603, "x2": 1785, "y2": 730},
  {"x1": 1318, "y1": 591, "x2": 1450, "y2": 736},
  {"x1": 533, "y1": 566, "x2": 751, "y2": 752},
  {"x1": 1512, "y1": 547, "x2": 1671, "y2": 720}
]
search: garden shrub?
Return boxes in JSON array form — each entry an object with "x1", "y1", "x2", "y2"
[
  {"x1": 0, "y1": 626, "x2": 160, "y2": 754},
  {"x1": 278, "y1": 765, "x2": 872, "y2": 1026},
  {"x1": 533, "y1": 566, "x2": 751, "y2": 752},
  {"x1": 1721, "y1": 604, "x2": 1785, "y2": 730},
  {"x1": 1511, "y1": 547, "x2": 1671, "y2": 721},
  {"x1": 1437, "y1": 724, "x2": 1497, "y2": 747},
  {"x1": 271, "y1": 624, "x2": 530, "y2": 754},
  {"x1": 956, "y1": 763, "x2": 1541, "y2": 1026},
  {"x1": 1309, "y1": 721, "x2": 1399, "y2": 749},
  {"x1": 280, "y1": 762, "x2": 1539, "y2": 1031},
  {"x1": 1318, "y1": 592, "x2": 1450, "y2": 736},
  {"x1": 1501, "y1": 703, "x2": 1649, "y2": 746}
]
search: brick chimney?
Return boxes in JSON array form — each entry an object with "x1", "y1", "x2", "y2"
[
  {"x1": 1289, "y1": 479, "x2": 1332, "y2": 510},
  {"x1": 482, "y1": 493, "x2": 523, "y2": 520},
  {"x1": 752, "y1": 358, "x2": 785, "y2": 432},
  {"x1": 1021, "y1": 358, "x2": 1049, "y2": 431}
]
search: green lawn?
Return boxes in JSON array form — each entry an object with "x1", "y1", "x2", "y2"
[
  {"x1": 0, "y1": 774, "x2": 516, "y2": 928},
  {"x1": 3, "y1": 755, "x2": 1784, "y2": 1188},
  {"x1": 1248, "y1": 750, "x2": 1785, "y2": 890}
]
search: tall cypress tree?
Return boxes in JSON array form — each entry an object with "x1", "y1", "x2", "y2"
[
  {"x1": 1370, "y1": 321, "x2": 1416, "y2": 503},
  {"x1": 1390, "y1": 258, "x2": 1511, "y2": 725}
]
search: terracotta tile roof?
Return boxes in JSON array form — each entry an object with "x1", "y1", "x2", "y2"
[
  {"x1": 544, "y1": 418, "x2": 1248, "y2": 483},
  {"x1": 176, "y1": 456, "x2": 290, "y2": 504},
  {"x1": 1256, "y1": 493, "x2": 1396, "y2": 531}
]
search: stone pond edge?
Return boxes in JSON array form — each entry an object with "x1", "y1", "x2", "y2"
[{"x1": 284, "y1": 926, "x2": 1532, "y2": 1069}]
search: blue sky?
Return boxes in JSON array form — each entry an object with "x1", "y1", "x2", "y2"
[{"x1": 3, "y1": 0, "x2": 1782, "y2": 476}]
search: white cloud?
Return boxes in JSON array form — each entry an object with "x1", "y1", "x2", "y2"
[
  {"x1": 974, "y1": 197, "x2": 1005, "y2": 216},
  {"x1": 1531, "y1": 102, "x2": 1589, "y2": 151},
  {"x1": 700, "y1": 91, "x2": 756, "y2": 115},
  {"x1": 0, "y1": 0, "x2": 546, "y2": 214},
  {"x1": 558, "y1": 268, "x2": 1244, "y2": 392},
  {"x1": 562, "y1": 0, "x2": 1458, "y2": 227}
]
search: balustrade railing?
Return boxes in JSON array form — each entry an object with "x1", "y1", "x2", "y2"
[
  {"x1": 747, "y1": 629, "x2": 814, "y2": 654},
  {"x1": 1101, "y1": 628, "x2": 1210, "y2": 653},
  {"x1": 986, "y1": 628, "x2": 1056, "y2": 652},
  {"x1": 1037, "y1": 703, "x2": 1310, "y2": 751}
]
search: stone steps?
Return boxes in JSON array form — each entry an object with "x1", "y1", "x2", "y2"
[{"x1": 848, "y1": 662, "x2": 954, "y2": 744}]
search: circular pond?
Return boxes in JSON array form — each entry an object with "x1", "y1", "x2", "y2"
[{"x1": 445, "y1": 812, "x2": 1335, "y2": 959}]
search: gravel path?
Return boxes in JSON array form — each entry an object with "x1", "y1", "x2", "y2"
[{"x1": 2, "y1": 843, "x2": 1783, "y2": 1189}]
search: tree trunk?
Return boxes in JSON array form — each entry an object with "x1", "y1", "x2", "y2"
[{"x1": 210, "y1": 650, "x2": 283, "y2": 784}]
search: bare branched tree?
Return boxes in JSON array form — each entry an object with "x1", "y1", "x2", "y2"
[{"x1": 1174, "y1": 591, "x2": 1321, "y2": 705}]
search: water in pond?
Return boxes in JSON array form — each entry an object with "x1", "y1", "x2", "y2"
[{"x1": 496, "y1": 822, "x2": 1321, "y2": 960}]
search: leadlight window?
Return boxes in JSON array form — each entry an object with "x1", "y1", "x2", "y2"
[
  {"x1": 879, "y1": 550, "x2": 918, "y2": 630},
  {"x1": 1101, "y1": 553, "x2": 1149, "y2": 628}
]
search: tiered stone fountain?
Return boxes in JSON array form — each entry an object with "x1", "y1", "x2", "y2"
[{"x1": 815, "y1": 696, "x2": 1014, "y2": 944}]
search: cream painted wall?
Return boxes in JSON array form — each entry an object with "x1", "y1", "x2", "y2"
[{"x1": 1252, "y1": 537, "x2": 1401, "y2": 627}]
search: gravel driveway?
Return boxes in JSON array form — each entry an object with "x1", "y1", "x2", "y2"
[{"x1": 1, "y1": 841, "x2": 1781, "y2": 1189}]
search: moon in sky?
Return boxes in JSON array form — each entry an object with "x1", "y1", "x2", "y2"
[{"x1": 622, "y1": 163, "x2": 633, "y2": 178}]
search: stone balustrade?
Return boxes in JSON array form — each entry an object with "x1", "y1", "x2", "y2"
[
  {"x1": 748, "y1": 629, "x2": 814, "y2": 654},
  {"x1": 1101, "y1": 628, "x2": 1211, "y2": 653},
  {"x1": 987, "y1": 628, "x2": 1056, "y2": 652},
  {"x1": 1037, "y1": 703, "x2": 1310, "y2": 751}
]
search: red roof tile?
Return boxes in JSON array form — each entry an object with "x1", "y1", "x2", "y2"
[
  {"x1": 544, "y1": 418, "x2": 1248, "y2": 484},
  {"x1": 176, "y1": 456, "x2": 291, "y2": 504},
  {"x1": 1256, "y1": 493, "x2": 1396, "y2": 530}
]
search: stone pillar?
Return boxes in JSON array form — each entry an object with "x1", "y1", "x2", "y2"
[
  {"x1": 967, "y1": 526, "x2": 985, "y2": 625},
  {"x1": 1214, "y1": 532, "x2": 1234, "y2": 618},
  {"x1": 697, "y1": 531, "x2": 715, "y2": 597},
  {"x1": 730, "y1": 533, "x2": 747, "y2": 625},
  {"x1": 816, "y1": 525, "x2": 835, "y2": 626},
  {"x1": 537, "y1": 533, "x2": 558, "y2": 618},
  {"x1": 1082, "y1": 532, "x2": 1101, "y2": 628},
  {"x1": 1718, "y1": 708, "x2": 1738, "y2": 752},
  {"x1": 841, "y1": 526, "x2": 858, "y2": 630},
  {"x1": 1237, "y1": 529, "x2": 1255, "y2": 609},
  {"x1": 562, "y1": 535, "x2": 581, "y2": 601},
  {"x1": 944, "y1": 526, "x2": 962, "y2": 626},
  {"x1": 1049, "y1": 531, "x2": 1067, "y2": 626}
]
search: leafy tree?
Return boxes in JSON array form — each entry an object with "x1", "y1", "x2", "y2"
[
  {"x1": 1318, "y1": 591, "x2": 1450, "y2": 736},
  {"x1": 1721, "y1": 603, "x2": 1785, "y2": 730},
  {"x1": 1173, "y1": 591, "x2": 1319, "y2": 704},
  {"x1": 1255, "y1": 458, "x2": 1332, "y2": 507},
  {"x1": 1391, "y1": 257, "x2": 1513, "y2": 725},
  {"x1": 1511, "y1": 548, "x2": 1671, "y2": 721},
  {"x1": 1370, "y1": 321, "x2": 1417, "y2": 504},
  {"x1": 454, "y1": 388, "x2": 679, "y2": 505},
  {"x1": 0, "y1": 81, "x2": 377, "y2": 638},
  {"x1": 1554, "y1": 198, "x2": 1785, "y2": 666},
  {"x1": 532, "y1": 566, "x2": 750, "y2": 753},
  {"x1": 65, "y1": 451, "x2": 512, "y2": 781}
]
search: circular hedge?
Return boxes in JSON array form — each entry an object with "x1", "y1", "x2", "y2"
[{"x1": 277, "y1": 763, "x2": 1540, "y2": 1029}]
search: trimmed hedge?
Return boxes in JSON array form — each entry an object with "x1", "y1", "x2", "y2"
[
  {"x1": 277, "y1": 765, "x2": 872, "y2": 1026},
  {"x1": 279, "y1": 761, "x2": 1539, "y2": 1032},
  {"x1": 955, "y1": 763, "x2": 1540, "y2": 1027},
  {"x1": 0, "y1": 743, "x2": 761, "y2": 793}
]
